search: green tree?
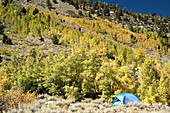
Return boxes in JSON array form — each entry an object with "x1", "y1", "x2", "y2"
[
  {"x1": 33, "y1": 8, "x2": 39, "y2": 15},
  {"x1": 29, "y1": 48, "x2": 37, "y2": 58},
  {"x1": 2, "y1": 0, "x2": 9, "y2": 6},
  {"x1": 102, "y1": 6, "x2": 109, "y2": 16},
  {"x1": 152, "y1": 12, "x2": 156, "y2": 17},
  {"x1": 92, "y1": 0, "x2": 98, "y2": 10},
  {"x1": 123, "y1": 7, "x2": 127, "y2": 13},
  {"x1": 78, "y1": 10, "x2": 83, "y2": 16},
  {"x1": 114, "y1": 12, "x2": 120, "y2": 20},
  {"x1": 96, "y1": 10, "x2": 100, "y2": 17},
  {"x1": 0, "y1": 23, "x2": 4, "y2": 34},
  {"x1": 130, "y1": 9, "x2": 133, "y2": 15},
  {"x1": 21, "y1": 7, "x2": 26, "y2": 14},
  {"x1": 46, "y1": 0, "x2": 52, "y2": 10},
  {"x1": 96, "y1": 60, "x2": 119, "y2": 99},
  {"x1": 0, "y1": 56, "x2": 2, "y2": 63},
  {"x1": 53, "y1": 0, "x2": 58, "y2": 4},
  {"x1": 158, "y1": 63, "x2": 170, "y2": 105},
  {"x1": 74, "y1": 1, "x2": 79, "y2": 10},
  {"x1": 134, "y1": 47, "x2": 145, "y2": 64},
  {"x1": 89, "y1": 0, "x2": 92, "y2": 7},
  {"x1": 130, "y1": 34, "x2": 136, "y2": 44},
  {"x1": 127, "y1": 23, "x2": 133, "y2": 31},
  {"x1": 47, "y1": 15, "x2": 51, "y2": 27},
  {"x1": 52, "y1": 35, "x2": 59, "y2": 44},
  {"x1": 88, "y1": 12, "x2": 92, "y2": 18},
  {"x1": 82, "y1": 0, "x2": 86, "y2": 10},
  {"x1": 90, "y1": 8, "x2": 94, "y2": 14},
  {"x1": 137, "y1": 57, "x2": 160, "y2": 104},
  {"x1": 2, "y1": 35, "x2": 12, "y2": 45}
]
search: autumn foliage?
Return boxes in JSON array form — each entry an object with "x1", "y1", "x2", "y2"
[{"x1": 0, "y1": 3, "x2": 169, "y2": 109}]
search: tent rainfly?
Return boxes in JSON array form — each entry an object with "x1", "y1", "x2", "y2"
[{"x1": 111, "y1": 93, "x2": 141, "y2": 107}]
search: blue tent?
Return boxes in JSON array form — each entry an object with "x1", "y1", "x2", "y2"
[{"x1": 111, "y1": 93, "x2": 141, "y2": 107}]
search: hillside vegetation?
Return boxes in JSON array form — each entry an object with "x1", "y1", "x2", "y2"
[{"x1": 0, "y1": 1, "x2": 169, "y2": 111}]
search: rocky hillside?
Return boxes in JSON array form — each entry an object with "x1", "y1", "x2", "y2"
[
  {"x1": 14, "y1": 0, "x2": 79, "y2": 15},
  {"x1": 1, "y1": 0, "x2": 169, "y2": 37},
  {"x1": 0, "y1": 0, "x2": 169, "y2": 60}
]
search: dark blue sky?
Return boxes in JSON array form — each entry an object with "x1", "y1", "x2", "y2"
[{"x1": 92, "y1": 0, "x2": 170, "y2": 17}]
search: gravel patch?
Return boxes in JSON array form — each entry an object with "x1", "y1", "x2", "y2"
[{"x1": 5, "y1": 94, "x2": 170, "y2": 113}]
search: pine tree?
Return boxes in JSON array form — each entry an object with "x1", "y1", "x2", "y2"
[
  {"x1": 74, "y1": 0, "x2": 79, "y2": 10},
  {"x1": 90, "y1": 8, "x2": 94, "y2": 14},
  {"x1": 96, "y1": 10, "x2": 100, "y2": 17},
  {"x1": 92, "y1": 0, "x2": 98, "y2": 10},
  {"x1": 82, "y1": 0, "x2": 86, "y2": 10},
  {"x1": 102, "y1": 6, "x2": 109, "y2": 16},
  {"x1": 89, "y1": 0, "x2": 92, "y2": 7},
  {"x1": 88, "y1": 12, "x2": 92, "y2": 18}
]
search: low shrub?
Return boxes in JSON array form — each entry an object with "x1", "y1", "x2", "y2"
[{"x1": 0, "y1": 75, "x2": 37, "y2": 111}]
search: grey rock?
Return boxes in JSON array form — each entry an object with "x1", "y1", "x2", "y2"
[
  {"x1": 80, "y1": 106, "x2": 85, "y2": 110},
  {"x1": 18, "y1": 110, "x2": 25, "y2": 113},
  {"x1": 92, "y1": 99, "x2": 105, "y2": 104},
  {"x1": 82, "y1": 98, "x2": 92, "y2": 103},
  {"x1": 35, "y1": 103, "x2": 42, "y2": 109},
  {"x1": 70, "y1": 107, "x2": 78, "y2": 112},
  {"x1": 37, "y1": 95, "x2": 45, "y2": 99},
  {"x1": 50, "y1": 110, "x2": 58, "y2": 113},
  {"x1": 48, "y1": 96, "x2": 58, "y2": 101},
  {"x1": 58, "y1": 109, "x2": 67, "y2": 113},
  {"x1": 139, "y1": 106, "x2": 144, "y2": 109},
  {"x1": 85, "y1": 106, "x2": 98, "y2": 112},
  {"x1": 66, "y1": 98, "x2": 76, "y2": 104},
  {"x1": 132, "y1": 107, "x2": 138, "y2": 110},
  {"x1": 10, "y1": 109, "x2": 18, "y2": 113},
  {"x1": 104, "y1": 108, "x2": 114, "y2": 113},
  {"x1": 37, "y1": 99, "x2": 47, "y2": 104},
  {"x1": 102, "y1": 102, "x2": 110, "y2": 108},
  {"x1": 71, "y1": 103, "x2": 83, "y2": 108}
]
